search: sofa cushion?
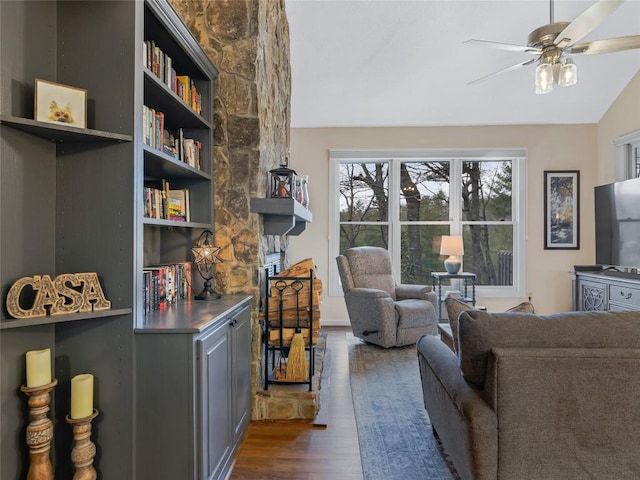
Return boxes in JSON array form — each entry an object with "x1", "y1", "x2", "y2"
[
  {"x1": 457, "y1": 309, "x2": 640, "y2": 388},
  {"x1": 395, "y1": 299, "x2": 433, "y2": 329},
  {"x1": 444, "y1": 298, "x2": 535, "y2": 353}
]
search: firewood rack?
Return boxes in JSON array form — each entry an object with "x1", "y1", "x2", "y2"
[{"x1": 262, "y1": 268, "x2": 315, "y2": 391}]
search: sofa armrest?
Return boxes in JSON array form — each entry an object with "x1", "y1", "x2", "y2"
[
  {"x1": 396, "y1": 284, "x2": 438, "y2": 307},
  {"x1": 417, "y1": 335, "x2": 497, "y2": 480},
  {"x1": 487, "y1": 347, "x2": 640, "y2": 479},
  {"x1": 418, "y1": 335, "x2": 497, "y2": 426}
]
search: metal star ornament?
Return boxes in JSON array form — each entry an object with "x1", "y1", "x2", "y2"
[
  {"x1": 192, "y1": 230, "x2": 222, "y2": 300},
  {"x1": 191, "y1": 244, "x2": 222, "y2": 274}
]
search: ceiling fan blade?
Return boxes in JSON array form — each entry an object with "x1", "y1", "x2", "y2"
[
  {"x1": 467, "y1": 58, "x2": 538, "y2": 86},
  {"x1": 554, "y1": 0, "x2": 624, "y2": 49},
  {"x1": 570, "y1": 35, "x2": 640, "y2": 55},
  {"x1": 464, "y1": 39, "x2": 541, "y2": 54}
]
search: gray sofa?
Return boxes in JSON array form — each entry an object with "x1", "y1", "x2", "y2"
[{"x1": 417, "y1": 309, "x2": 640, "y2": 480}]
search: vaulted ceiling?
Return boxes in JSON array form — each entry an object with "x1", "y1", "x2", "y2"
[{"x1": 286, "y1": 0, "x2": 640, "y2": 128}]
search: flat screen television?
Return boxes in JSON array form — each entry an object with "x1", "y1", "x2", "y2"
[{"x1": 595, "y1": 177, "x2": 640, "y2": 268}]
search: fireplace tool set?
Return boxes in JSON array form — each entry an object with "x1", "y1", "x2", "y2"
[{"x1": 261, "y1": 263, "x2": 320, "y2": 391}]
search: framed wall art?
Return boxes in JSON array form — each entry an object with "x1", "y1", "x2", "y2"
[
  {"x1": 34, "y1": 78, "x2": 87, "y2": 128},
  {"x1": 544, "y1": 170, "x2": 580, "y2": 250}
]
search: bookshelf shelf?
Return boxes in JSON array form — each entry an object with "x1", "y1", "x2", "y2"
[
  {"x1": 143, "y1": 69, "x2": 211, "y2": 130},
  {"x1": 0, "y1": 308, "x2": 133, "y2": 330},
  {"x1": 143, "y1": 218, "x2": 212, "y2": 229},
  {"x1": 0, "y1": 115, "x2": 132, "y2": 143},
  {"x1": 143, "y1": 144, "x2": 211, "y2": 180}
]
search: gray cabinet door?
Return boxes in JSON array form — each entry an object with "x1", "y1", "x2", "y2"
[
  {"x1": 231, "y1": 306, "x2": 251, "y2": 443},
  {"x1": 579, "y1": 279, "x2": 607, "y2": 311},
  {"x1": 199, "y1": 321, "x2": 232, "y2": 480}
]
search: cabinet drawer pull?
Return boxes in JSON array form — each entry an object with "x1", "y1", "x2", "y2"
[{"x1": 620, "y1": 291, "x2": 633, "y2": 300}]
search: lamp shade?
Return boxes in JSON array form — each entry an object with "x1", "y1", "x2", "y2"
[{"x1": 440, "y1": 235, "x2": 464, "y2": 256}]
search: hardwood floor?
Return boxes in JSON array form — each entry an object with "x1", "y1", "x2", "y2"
[{"x1": 229, "y1": 327, "x2": 364, "y2": 480}]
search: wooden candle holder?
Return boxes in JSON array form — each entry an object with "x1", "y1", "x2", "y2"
[
  {"x1": 20, "y1": 379, "x2": 58, "y2": 480},
  {"x1": 65, "y1": 409, "x2": 99, "y2": 480}
]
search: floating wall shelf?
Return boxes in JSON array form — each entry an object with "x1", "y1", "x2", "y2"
[
  {"x1": 0, "y1": 115, "x2": 132, "y2": 143},
  {"x1": 250, "y1": 198, "x2": 312, "y2": 236}
]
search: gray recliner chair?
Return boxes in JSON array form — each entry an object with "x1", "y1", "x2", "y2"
[{"x1": 336, "y1": 246, "x2": 438, "y2": 348}]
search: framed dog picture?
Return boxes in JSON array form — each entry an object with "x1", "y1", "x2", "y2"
[{"x1": 34, "y1": 78, "x2": 87, "y2": 129}]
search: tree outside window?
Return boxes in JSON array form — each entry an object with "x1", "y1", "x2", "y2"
[{"x1": 337, "y1": 156, "x2": 521, "y2": 290}]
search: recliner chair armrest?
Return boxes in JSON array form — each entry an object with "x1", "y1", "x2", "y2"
[
  {"x1": 347, "y1": 287, "x2": 393, "y2": 299},
  {"x1": 396, "y1": 284, "x2": 438, "y2": 306}
]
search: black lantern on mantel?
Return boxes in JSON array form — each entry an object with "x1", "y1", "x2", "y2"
[{"x1": 269, "y1": 164, "x2": 297, "y2": 199}]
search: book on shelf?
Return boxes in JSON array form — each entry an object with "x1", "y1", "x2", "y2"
[
  {"x1": 162, "y1": 130, "x2": 177, "y2": 157},
  {"x1": 173, "y1": 128, "x2": 202, "y2": 170},
  {"x1": 143, "y1": 39, "x2": 201, "y2": 114},
  {"x1": 143, "y1": 262, "x2": 192, "y2": 313},
  {"x1": 144, "y1": 105, "x2": 180, "y2": 159},
  {"x1": 167, "y1": 188, "x2": 190, "y2": 222},
  {"x1": 176, "y1": 75, "x2": 189, "y2": 103},
  {"x1": 175, "y1": 75, "x2": 201, "y2": 114},
  {"x1": 144, "y1": 180, "x2": 190, "y2": 222},
  {"x1": 142, "y1": 111, "x2": 203, "y2": 170},
  {"x1": 143, "y1": 179, "x2": 168, "y2": 220}
]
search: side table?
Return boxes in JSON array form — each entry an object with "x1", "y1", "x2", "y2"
[
  {"x1": 431, "y1": 272, "x2": 477, "y2": 321},
  {"x1": 437, "y1": 323, "x2": 455, "y2": 352}
]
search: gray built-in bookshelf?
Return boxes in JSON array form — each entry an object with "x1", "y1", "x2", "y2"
[{"x1": 0, "y1": 2, "x2": 250, "y2": 479}]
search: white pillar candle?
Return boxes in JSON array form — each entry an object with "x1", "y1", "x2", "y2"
[
  {"x1": 25, "y1": 348, "x2": 52, "y2": 387},
  {"x1": 71, "y1": 374, "x2": 94, "y2": 419}
]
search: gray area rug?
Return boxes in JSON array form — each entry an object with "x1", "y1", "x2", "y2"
[{"x1": 348, "y1": 334, "x2": 459, "y2": 480}]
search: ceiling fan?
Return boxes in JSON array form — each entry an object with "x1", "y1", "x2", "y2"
[{"x1": 465, "y1": 0, "x2": 640, "y2": 93}]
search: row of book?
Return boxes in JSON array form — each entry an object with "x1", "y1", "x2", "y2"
[
  {"x1": 144, "y1": 179, "x2": 190, "y2": 222},
  {"x1": 143, "y1": 39, "x2": 202, "y2": 114},
  {"x1": 143, "y1": 262, "x2": 192, "y2": 313},
  {"x1": 142, "y1": 106, "x2": 203, "y2": 170}
]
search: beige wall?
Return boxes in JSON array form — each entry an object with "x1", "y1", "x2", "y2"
[
  {"x1": 289, "y1": 125, "x2": 598, "y2": 321},
  {"x1": 597, "y1": 70, "x2": 640, "y2": 184}
]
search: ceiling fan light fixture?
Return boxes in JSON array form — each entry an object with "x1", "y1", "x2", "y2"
[
  {"x1": 466, "y1": 0, "x2": 640, "y2": 92},
  {"x1": 535, "y1": 62, "x2": 554, "y2": 94},
  {"x1": 558, "y1": 59, "x2": 578, "y2": 87}
]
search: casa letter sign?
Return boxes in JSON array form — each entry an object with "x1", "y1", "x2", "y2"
[{"x1": 6, "y1": 273, "x2": 111, "y2": 319}]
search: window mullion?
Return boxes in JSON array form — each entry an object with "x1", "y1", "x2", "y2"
[
  {"x1": 390, "y1": 159, "x2": 401, "y2": 281},
  {"x1": 449, "y1": 159, "x2": 462, "y2": 235}
]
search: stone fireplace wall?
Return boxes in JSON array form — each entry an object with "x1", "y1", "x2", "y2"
[{"x1": 170, "y1": 0, "x2": 296, "y2": 419}]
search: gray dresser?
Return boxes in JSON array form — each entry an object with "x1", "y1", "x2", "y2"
[{"x1": 573, "y1": 271, "x2": 640, "y2": 312}]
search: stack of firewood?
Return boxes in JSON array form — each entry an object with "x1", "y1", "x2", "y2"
[{"x1": 260, "y1": 258, "x2": 322, "y2": 347}]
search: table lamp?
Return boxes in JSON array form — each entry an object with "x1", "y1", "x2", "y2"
[
  {"x1": 440, "y1": 235, "x2": 464, "y2": 274},
  {"x1": 191, "y1": 230, "x2": 222, "y2": 300}
]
